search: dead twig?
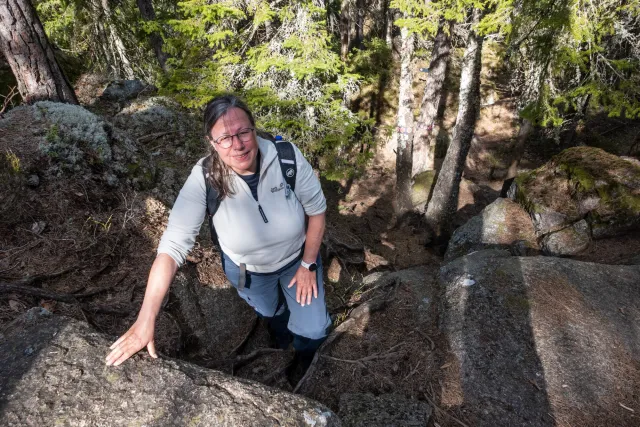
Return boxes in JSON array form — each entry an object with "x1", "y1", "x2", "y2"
[
  {"x1": 619, "y1": 402, "x2": 635, "y2": 413},
  {"x1": 0, "y1": 86, "x2": 19, "y2": 117},
  {"x1": 404, "y1": 360, "x2": 422, "y2": 381},
  {"x1": 411, "y1": 328, "x2": 436, "y2": 351},
  {"x1": 322, "y1": 349, "x2": 403, "y2": 368},
  {"x1": 0, "y1": 262, "x2": 19, "y2": 274},
  {"x1": 424, "y1": 387, "x2": 471, "y2": 427},
  {"x1": 137, "y1": 131, "x2": 177, "y2": 144},
  {"x1": 293, "y1": 294, "x2": 391, "y2": 394}
]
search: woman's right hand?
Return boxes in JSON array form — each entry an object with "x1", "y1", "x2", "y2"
[{"x1": 105, "y1": 317, "x2": 157, "y2": 366}]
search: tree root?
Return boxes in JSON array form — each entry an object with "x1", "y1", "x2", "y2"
[
  {"x1": 293, "y1": 293, "x2": 393, "y2": 394},
  {"x1": 0, "y1": 271, "x2": 128, "y2": 302},
  {"x1": 0, "y1": 265, "x2": 79, "y2": 285}
]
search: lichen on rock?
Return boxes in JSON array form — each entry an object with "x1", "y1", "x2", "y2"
[{"x1": 34, "y1": 101, "x2": 113, "y2": 172}]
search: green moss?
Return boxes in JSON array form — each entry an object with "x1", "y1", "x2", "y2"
[
  {"x1": 505, "y1": 294, "x2": 531, "y2": 313},
  {"x1": 105, "y1": 372, "x2": 120, "y2": 383},
  {"x1": 411, "y1": 170, "x2": 436, "y2": 206},
  {"x1": 46, "y1": 124, "x2": 59, "y2": 143}
]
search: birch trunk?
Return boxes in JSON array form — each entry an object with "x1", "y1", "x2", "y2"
[
  {"x1": 395, "y1": 26, "x2": 415, "y2": 216},
  {"x1": 412, "y1": 22, "x2": 451, "y2": 176},
  {"x1": 424, "y1": 11, "x2": 484, "y2": 239},
  {"x1": 0, "y1": 0, "x2": 78, "y2": 104}
]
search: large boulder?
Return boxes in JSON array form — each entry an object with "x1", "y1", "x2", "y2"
[
  {"x1": 510, "y1": 147, "x2": 640, "y2": 241},
  {"x1": 445, "y1": 198, "x2": 539, "y2": 261},
  {"x1": 100, "y1": 79, "x2": 156, "y2": 102},
  {"x1": 0, "y1": 102, "x2": 156, "y2": 189},
  {"x1": 440, "y1": 250, "x2": 640, "y2": 426},
  {"x1": 540, "y1": 219, "x2": 591, "y2": 256},
  {"x1": 113, "y1": 96, "x2": 195, "y2": 140},
  {"x1": 0, "y1": 309, "x2": 339, "y2": 426}
]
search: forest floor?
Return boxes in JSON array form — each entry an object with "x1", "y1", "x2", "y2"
[{"x1": 2, "y1": 74, "x2": 640, "y2": 426}]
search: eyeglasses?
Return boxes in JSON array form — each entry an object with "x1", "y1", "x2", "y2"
[{"x1": 212, "y1": 127, "x2": 255, "y2": 149}]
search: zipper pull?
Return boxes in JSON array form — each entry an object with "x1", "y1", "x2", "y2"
[{"x1": 258, "y1": 205, "x2": 269, "y2": 223}]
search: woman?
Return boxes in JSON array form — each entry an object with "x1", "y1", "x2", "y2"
[{"x1": 106, "y1": 95, "x2": 332, "y2": 374}]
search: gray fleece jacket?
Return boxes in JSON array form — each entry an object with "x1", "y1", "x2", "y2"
[{"x1": 157, "y1": 137, "x2": 327, "y2": 273}]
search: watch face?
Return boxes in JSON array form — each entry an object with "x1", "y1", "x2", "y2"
[{"x1": 308, "y1": 263, "x2": 318, "y2": 272}]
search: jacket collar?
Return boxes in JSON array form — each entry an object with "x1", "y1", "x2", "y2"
[{"x1": 257, "y1": 136, "x2": 278, "y2": 174}]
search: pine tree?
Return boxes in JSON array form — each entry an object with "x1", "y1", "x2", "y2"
[
  {"x1": 424, "y1": 7, "x2": 484, "y2": 239},
  {"x1": 0, "y1": 0, "x2": 78, "y2": 104}
]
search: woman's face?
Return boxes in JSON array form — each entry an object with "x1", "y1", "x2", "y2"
[{"x1": 208, "y1": 107, "x2": 259, "y2": 175}]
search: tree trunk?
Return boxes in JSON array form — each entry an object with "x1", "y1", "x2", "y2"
[
  {"x1": 424, "y1": 11, "x2": 483, "y2": 239},
  {"x1": 395, "y1": 26, "x2": 415, "y2": 216},
  {"x1": 353, "y1": 0, "x2": 365, "y2": 50},
  {"x1": 339, "y1": 0, "x2": 351, "y2": 60},
  {"x1": 412, "y1": 22, "x2": 451, "y2": 176},
  {"x1": 385, "y1": 4, "x2": 395, "y2": 47},
  {"x1": 0, "y1": 0, "x2": 78, "y2": 104},
  {"x1": 500, "y1": 118, "x2": 533, "y2": 196},
  {"x1": 98, "y1": 0, "x2": 135, "y2": 79},
  {"x1": 136, "y1": 0, "x2": 167, "y2": 72}
]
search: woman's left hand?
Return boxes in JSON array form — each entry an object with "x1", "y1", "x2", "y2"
[{"x1": 288, "y1": 266, "x2": 318, "y2": 307}]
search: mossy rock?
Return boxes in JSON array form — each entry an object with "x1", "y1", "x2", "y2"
[
  {"x1": 512, "y1": 147, "x2": 640, "y2": 238},
  {"x1": 411, "y1": 170, "x2": 436, "y2": 210}
]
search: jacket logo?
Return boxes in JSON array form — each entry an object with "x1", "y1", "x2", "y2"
[
  {"x1": 286, "y1": 168, "x2": 295, "y2": 178},
  {"x1": 271, "y1": 182, "x2": 285, "y2": 193}
]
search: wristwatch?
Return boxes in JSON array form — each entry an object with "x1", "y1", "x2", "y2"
[{"x1": 300, "y1": 259, "x2": 318, "y2": 272}]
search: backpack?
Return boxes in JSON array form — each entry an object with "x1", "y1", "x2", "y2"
[{"x1": 202, "y1": 136, "x2": 297, "y2": 248}]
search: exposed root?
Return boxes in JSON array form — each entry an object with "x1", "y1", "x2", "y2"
[{"x1": 293, "y1": 293, "x2": 392, "y2": 394}]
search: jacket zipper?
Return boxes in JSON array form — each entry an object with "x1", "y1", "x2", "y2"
[{"x1": 258, "y1": 205, "x2": 269, "y2": 223}]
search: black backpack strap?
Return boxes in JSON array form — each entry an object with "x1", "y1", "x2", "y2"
[
  {"x1": 273, "y1": 139, "x2": 297, "y2": 194},
  {"x1": 202, "y1": 155, "x2": 221, "y2": 248}
]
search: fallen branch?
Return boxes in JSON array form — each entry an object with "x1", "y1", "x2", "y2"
[{"x1": 293, "y1": 294, "x2": 391, "y2": 394}]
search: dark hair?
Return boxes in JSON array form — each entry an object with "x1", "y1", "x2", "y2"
[{"x1": 203, "y1": 94, "x2": 256, "y2": 200}]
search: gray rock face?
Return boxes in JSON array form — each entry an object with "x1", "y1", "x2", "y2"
[
  {"x1": 170, "y1": 267, "x2": 256, "y2": 361},
  {"x1": 440, "y1": 250, "x2": 640, "y2": 426},
  {"x1": 338, "y1": 393, "x2": 431, "y2": 427},
  {"x1": 0, "y1": 309, "x2": 339, "y2": 426},
  {"x1": 541, "y1": 219, "x2": 591, "y2": 256},
  {"x1": 445, "y1": 198, "x2": 539, "y2": 261}
]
